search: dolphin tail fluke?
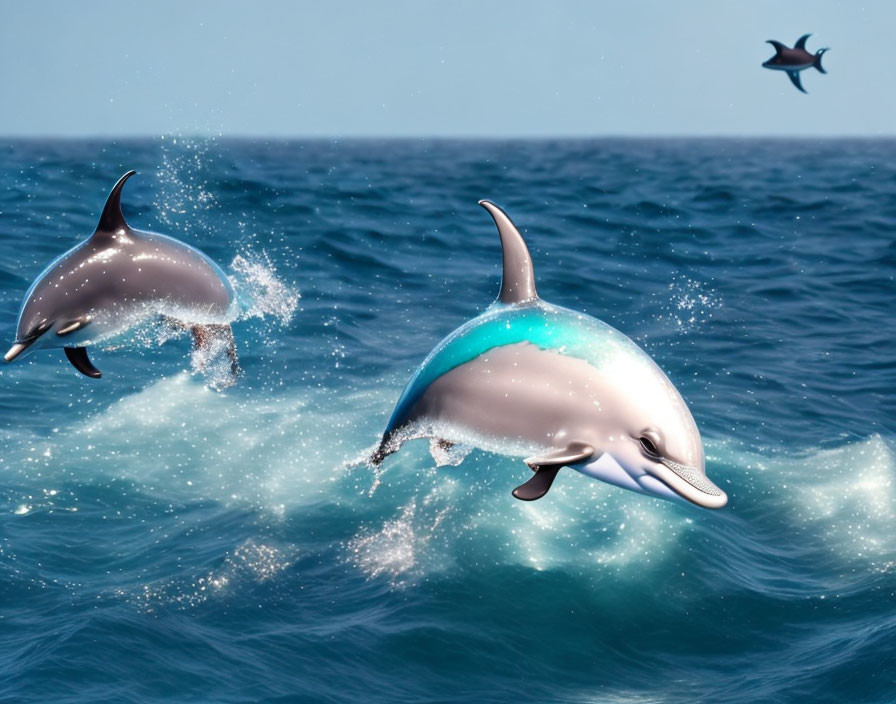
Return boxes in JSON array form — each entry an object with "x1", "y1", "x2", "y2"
[
  {"x1": 370, "y1": 440, "x2": 393, "y2": 467},
  {"x1": 64, "y1": 347, "x2": 102, "y2": 378},
  {"x1": 814, "y1": 48, "x2": 829, "y2": 74},
  {"x1": 478, "y1": 200, "x2": 539, "y2": 305},
  {"x1": 370, "y1": 430, "x2": 403, "y2": 467},
  {"x1": 95, "y1": 170, "x2": 136, "y2": 234},
  {"x1": 794, "y1": 34, "x2": 812, "y2": 50},
  {"x1": 190, "y1": 324, "x2": 240, "y2": 381},
  {"x1": 787, "y1": 71, "x2": 807, "y2": 94}
]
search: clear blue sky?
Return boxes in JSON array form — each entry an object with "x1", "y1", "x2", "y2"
[{"x1": 0, "y1": 0, "x2": 889, "y2": 136}]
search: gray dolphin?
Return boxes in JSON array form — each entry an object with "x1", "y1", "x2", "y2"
[
  {"x1": 4, "y1": 172, "x2": 239, "y2": 380},
  {"x1": 762, "y1": 34, "x2": 829, "y2": 94},
  {"x1": 373, "y1": 201, "x2": 727, "y2": 509}
]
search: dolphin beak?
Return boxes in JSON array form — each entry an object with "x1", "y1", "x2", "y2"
[
  {"x1": 646, "y1": 459, "x2": 728, "y2": 509},
  {"x1": 5, "y1": 341, "x2": 30, "y2": 363}
]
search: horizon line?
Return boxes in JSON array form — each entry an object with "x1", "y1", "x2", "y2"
[{"x1": 2, "y1": 133, "x2": 896, "y2": 141}]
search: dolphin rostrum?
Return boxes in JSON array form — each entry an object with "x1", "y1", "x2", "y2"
[
  {"x1": 372, "y1": 201, "x2": 727, "y2": 509},
  {"x1": 4, "y1": 172, "x2": 239, "y2": 381},
  {"x1": 762, "y1": 34, "x2": 829, "y2": 94}
]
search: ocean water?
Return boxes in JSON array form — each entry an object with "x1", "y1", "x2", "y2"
[{"x1": 0, "y1": 138, "x2": 894, "y2": 703}]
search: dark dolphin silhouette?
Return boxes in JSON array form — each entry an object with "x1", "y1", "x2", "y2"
[
  {"x1": 762, "y1": 34, "x2": 829, "y2": 93},
  {"x1": 5, "y1": 172, "x2": 239, "y2": 382},
  {"x1": 371, "y1": 201, "x2": 727, "y2": 509}
]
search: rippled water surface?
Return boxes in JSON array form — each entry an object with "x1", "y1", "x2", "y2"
[{"x1": 0, "y1": 138, "x2": 894, "y2": 702}]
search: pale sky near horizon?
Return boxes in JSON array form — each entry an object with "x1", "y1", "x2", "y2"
[{"x1": 0, "y1": 0, "x2": 890, "y2": 137}]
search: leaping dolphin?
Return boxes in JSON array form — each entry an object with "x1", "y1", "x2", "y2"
[
  {"x1": 4, "y1": 172, "x2": 239, "y2": 381},
  {"x1": 762, "y1": 34, "x2": 829, "y2": 93},
  {"x1": 372, "y1": 201, "x2": 727, "y2": 509}
]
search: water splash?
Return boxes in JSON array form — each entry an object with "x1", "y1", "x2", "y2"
[
  {"x1": 228, "y1": 250, "x2": 301, "y2": 325},
  {"x1": 93, "y1": 249, "x2": 299, "y2": 389},
  {"x1": 153, "y1": 135, "x2": 219, "y2": 236},
  {"x1": 129, "y1": 539, "x2": 297, "y2": 612},
  {"x1": 428, "y1": 438, "x2": 473, "y2": 467},
  {"x1": 347, "y1": 490, "x2": 453, "y2": 586},
  {"x1": 655, "y1": 275, "x2": 722, "y2": 333}
]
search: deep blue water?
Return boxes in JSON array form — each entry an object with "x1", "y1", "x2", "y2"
[{"x1": 0, "y1": 138, "x2": 894, "y2": 703}]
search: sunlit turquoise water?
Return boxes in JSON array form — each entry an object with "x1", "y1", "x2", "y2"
[{"x1": 0, "y1": 138, "x2": 894, "y2": 702}]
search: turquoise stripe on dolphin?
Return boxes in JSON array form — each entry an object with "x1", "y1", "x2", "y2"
[
  {"x1": 375, "y1": 200, "x2": 727, "y2": 510},
  {"x1": 387, "y1": 301, "x2": 642, "y2": 434}
]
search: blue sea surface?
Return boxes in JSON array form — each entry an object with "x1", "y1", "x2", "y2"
[{"x1": 0, "y1": 138, "x2": 894, "y2": 703}]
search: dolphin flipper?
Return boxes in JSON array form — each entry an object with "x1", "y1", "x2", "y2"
[
  {"x1": 513, "y1": 442, "x2": 595, "y2": 501},
  {"x1": 64, "y1": 347, "x2": 102, "y2": 378},
  {"x1": 794, "y1": 34, "x2": 811, "y2": 50},
  {"x1": 513, "y1": 465, "x2": 563, "y2": 501},
  {"x1": 766, "y1": 40, "x2": 787, "y2": 53},
  {"x1": 787, "y1": 71, "x2": 807, "y2": 94}
]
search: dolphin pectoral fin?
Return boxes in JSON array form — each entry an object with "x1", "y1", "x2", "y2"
[
  {"x1": 513, "y1": 465, "x2": 563, "y2": 501},
  {"x1": 787, "y1": 71, "x2": 807, "y2": 93},
  {"x1": 524, "y1": 442, "x2": 595, "y2": 469},
  {"x1": 766, "y1": 40, "x2": 787, "y2": 54},
  {"x1": 513, "y1": 442, "x2": 595, "y2": 501},
  {"x1": 64, "y1": 347, "x2": 102, "y2": 378}
]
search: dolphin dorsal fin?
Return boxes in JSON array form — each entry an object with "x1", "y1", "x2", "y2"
[
  {"x1": 766, "y1": 40, "x2": 786, "y2": 54},
  {"x1": 94, "y1": 171, "x2": 136, "y2": 234},
  {"x1": 479, "y1": 200, "x2": 538, "y2": 305},
  {"x1": 794, "y1": 34, "x2": 811, "y2": 50}
]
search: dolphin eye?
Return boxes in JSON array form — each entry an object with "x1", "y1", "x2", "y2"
[{"x1": 639, "y1": 436, "x2": 660, "y2": 456}]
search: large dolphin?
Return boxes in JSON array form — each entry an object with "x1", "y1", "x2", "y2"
[
  {"x1": 373, "y1": 201, "x2": 727, "y2": 509},
  {"x1": 4, "y1": 171, "x2": 239, "y2": 381},
  {"x1": 762, "y1": 34, "x2": 829, "y2": 94}
]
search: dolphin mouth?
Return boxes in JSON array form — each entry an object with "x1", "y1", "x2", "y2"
[
  {"x1": 645, "y1": 459, "x2": 728, "y2": 509},
  {"x1": 4, "y1": 339, "x2": 33, "y2": 363},
  {"x1": 5, "y1": 321, "x2": 54, "y2": 363}
]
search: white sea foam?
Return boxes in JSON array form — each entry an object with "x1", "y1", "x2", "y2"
[
  {"x1": 128, "y1": 539, "x2": 297, "y2": 612},
  {"x1": 6, "y1": 368, "x2": 894, "y2": 585},
  {"x1": 345, "y1": 435, "x2": 689, "y2": 580},
  {"x1": 64, "y1": 373, "x2": 374, "y2": 511},
  {"x1": 346, "y1": 489, "x2": 454, "y2": 586},
  {"x1": 762, "y1": 435, "x2": 895, "y2": 567}
]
